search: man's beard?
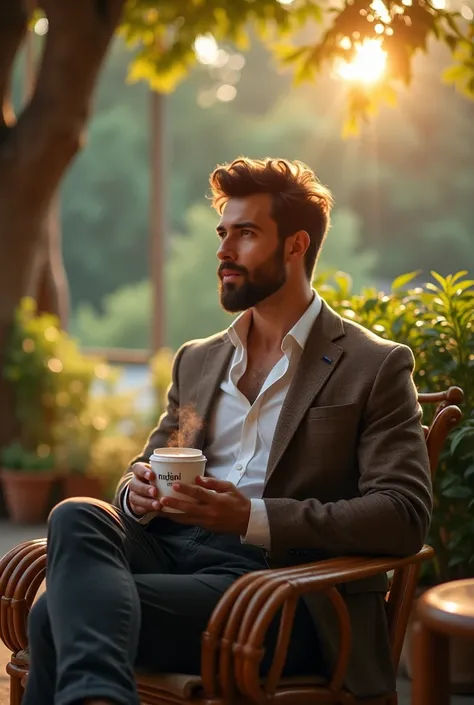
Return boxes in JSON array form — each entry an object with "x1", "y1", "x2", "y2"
[{"x1": 218, "y1": 242, "x2": 286, "y2": 313}]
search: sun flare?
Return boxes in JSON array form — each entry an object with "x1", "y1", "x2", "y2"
[{"x1": 337, "y1": 39, "x2": 387, "y2": 84}]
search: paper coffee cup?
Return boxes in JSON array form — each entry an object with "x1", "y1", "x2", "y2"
[{"x1": 149, "y1": 447, "x2": 207, "y2": 513}]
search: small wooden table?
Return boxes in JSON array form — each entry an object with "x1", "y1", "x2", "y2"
[{"x1": 411, "y1": 578, "x2": 474, "y2": 705}]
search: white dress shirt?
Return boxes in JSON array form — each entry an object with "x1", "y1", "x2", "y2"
[{"x1": 123, "y1": 290, "x2": 322, "y2": 550}]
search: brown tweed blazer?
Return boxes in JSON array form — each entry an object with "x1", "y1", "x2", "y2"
[{"x1": 115, "y1": 300, "x2": 433, "y2": 697}]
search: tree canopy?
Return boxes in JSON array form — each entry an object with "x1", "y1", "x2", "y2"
[{"x1": 116, "y1": 0, "x2": 474, "y2": 124}]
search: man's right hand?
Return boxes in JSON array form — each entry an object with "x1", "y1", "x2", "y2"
[{"x1": 128, "y1": 462, "x2": 161, "y2": 516}]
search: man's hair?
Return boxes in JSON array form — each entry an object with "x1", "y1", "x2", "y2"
[{"x1": 209, "y1": 157, "x2": 334, "y2": 280}]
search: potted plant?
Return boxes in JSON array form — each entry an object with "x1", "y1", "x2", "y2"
[
  {"x1": 0, "y1": 441, "x2": 56, "y2": 523},
  {"x1": 318, "y1": 269, "x2": 474, "y2": 691},
  {"x1": 1, "y1": 298, "x2": 112, "y2": 519}
]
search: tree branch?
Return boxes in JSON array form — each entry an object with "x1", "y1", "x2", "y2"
[
  {"x1": 0, "y1": 0, "x2": 28, "y2": 134},
  {"x1": 2, "y1": 0, "x2": 125, "y2": 211}
]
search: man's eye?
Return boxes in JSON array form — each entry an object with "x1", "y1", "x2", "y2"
[{"x1": 241, "y1": 229, "x2": 253, "y2": 236}]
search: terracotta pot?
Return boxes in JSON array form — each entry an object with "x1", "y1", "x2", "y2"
[
  {"x1": 0, "y1": 469, "x2": 56, "y2": 524},
  {"x1": 399, "y1": 588, "x2": 474, "y2": 694},
  {"x1": 61, "y1": 474, "x2": 104, "y2": 500}
]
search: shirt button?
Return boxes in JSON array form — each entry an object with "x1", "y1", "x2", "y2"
[{"x1": 235, "y1": 464, "x2": 243, "y2": 471}]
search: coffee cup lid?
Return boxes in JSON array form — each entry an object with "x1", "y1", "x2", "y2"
[{"x1": 150, "y1": 447, "x2": 206, "y2": 463}]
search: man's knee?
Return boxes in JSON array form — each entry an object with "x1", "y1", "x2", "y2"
[
  {"x1": 48, "y1": 497, "x2": 110, "y2": 523},
  {"x1": 48, "y1": 498, "x2": 120, "y2": 549},
  {"x1": 28, "y1": 593, "x2": 51, "y2": 644}
]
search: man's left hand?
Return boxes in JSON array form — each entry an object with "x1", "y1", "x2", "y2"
[{"x1": 160, "y1": 476, "x2": 251, "y2": 535}]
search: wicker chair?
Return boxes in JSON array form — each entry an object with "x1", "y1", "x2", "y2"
[{"x1": 0, "y1": 386, "x2": 464, "y2": 705}]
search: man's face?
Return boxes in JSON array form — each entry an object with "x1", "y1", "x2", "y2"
[{"x1": 216, "y1": 194, "x2": 286, "y2": 313}]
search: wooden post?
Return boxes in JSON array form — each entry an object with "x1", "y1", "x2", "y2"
[{"x1": 150, "y1": 89, "x2": 166, "y2": 352}]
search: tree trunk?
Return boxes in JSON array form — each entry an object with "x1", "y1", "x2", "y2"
[
  {"x1": 0, "y1": 0, "x2": 125, "y2": 450},
  {"x1": 21, "y1": 20, "x2": 69, "y2": 327},
  {"x1": 27, "y1": 195, "x2": 70, "y2": 327}
]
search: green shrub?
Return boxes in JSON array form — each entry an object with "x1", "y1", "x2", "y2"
[
  {"x1": 2, "y1": 298, "x2": 140, "y2": 477},
  {"x1": 0, "y1": 441, "x2": 55, "y2": 473},
  {"x1": 317, "y1": 269, "x2": 474, "y2": 582}
]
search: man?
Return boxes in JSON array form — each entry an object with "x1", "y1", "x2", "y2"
[{"x1": 24, "y1": 158, "x2": 432, "y2": 705}]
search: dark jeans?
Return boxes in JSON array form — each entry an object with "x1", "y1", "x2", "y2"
[{"x1": 23, "y1": 498, "x2": 324, "y2": 705}]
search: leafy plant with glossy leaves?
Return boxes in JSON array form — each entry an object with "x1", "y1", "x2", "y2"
[{"x1": 316, "y1": 269, "x2": 474, "y2": 582}]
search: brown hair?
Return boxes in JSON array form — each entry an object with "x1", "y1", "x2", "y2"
[{"x1": 209, "y1": 157, "x2": 333, "y2": 280}]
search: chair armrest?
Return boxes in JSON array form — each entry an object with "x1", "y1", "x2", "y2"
[
  {"x1": 417, "y1": 386, "x2": 464, "y2": 406},
  {"x1": 0, "y1": 539, "x2": 47, "y2": 652},
  {"x1": 202, "y1": 546, "x2": 433, "y2": 703}
]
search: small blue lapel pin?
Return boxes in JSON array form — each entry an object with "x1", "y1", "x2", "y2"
[{"x1": 321, "y1": 355, "x2": 333, "y2": 365}]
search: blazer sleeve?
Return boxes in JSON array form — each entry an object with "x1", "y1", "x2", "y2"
[
  {"x1": 264, "y1": 344, "x2": 434, "y2": 559},
  {"x1": 112, "y1": 343, "x2": 187, "y2": 508}
]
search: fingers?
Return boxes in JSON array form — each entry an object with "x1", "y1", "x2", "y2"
[
  {"x1": 169, "y1": 482, "x2": 213, "y2": 502},
  {"x1": 129, "y1": 475, "x2": 158, "y2": 499},
  {"x1": 129, "y1": 462, "x2": 160, "y2": 513},
  {"x1": 131, "y1": 462, "x2": 152, "y2": 481},
  {"x1": 196, "y1": 476, "x2": 235, "y2": 492},
  {"x1": 160, "y1": 495, "x2": 207, "y2": 515},
  {"x1": 160, "y1": 482, "x2": 219, "y2": 513},
  {"x1": 129, "y1": 492, "x2": 161, "y2": 514}
]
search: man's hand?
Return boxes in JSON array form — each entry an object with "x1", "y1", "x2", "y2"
[
  {"x1": 128, "y1": 462, "x2": 162, "y2": 516},
  {"x1": 161, "y1": 476, "x2": 251, "y2": 536}
]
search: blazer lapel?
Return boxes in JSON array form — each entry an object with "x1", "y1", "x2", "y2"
[
  {"x1": 265, "y1": 301, "x2": 346, "y2": 485},
  {"x1": 193, "y1": 334, "x2": 234, "y2": 448}
]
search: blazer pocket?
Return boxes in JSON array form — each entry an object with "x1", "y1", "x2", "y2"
[{"x1": 308, "y1": 403, "x2": 357, "y2": 420}]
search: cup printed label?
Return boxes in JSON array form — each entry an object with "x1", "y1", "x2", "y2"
[{"x1": 157, "y1": 471, "x2": 182, "y2": 486}]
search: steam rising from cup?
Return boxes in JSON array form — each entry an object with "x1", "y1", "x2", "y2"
[{"x1": 167, "y1": 405, "x2": 204, "y2": 449}]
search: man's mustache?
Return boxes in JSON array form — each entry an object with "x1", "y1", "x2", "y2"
[{"x1": 218, "y1": 263, "x2": 248, "y2": 278}]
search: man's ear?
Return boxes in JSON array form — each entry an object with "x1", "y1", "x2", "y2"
[{"x1": 287, "y1": 230, "x2": 310, "y2": 259}]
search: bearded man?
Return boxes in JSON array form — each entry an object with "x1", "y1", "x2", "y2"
[{"x1": 23, "y1": 157, "x2": 432, "y2": 705}]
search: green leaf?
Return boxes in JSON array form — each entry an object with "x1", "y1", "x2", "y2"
[
  {"x1": 444, "y1": 34, "x2": 459, "y2": 52},
  {"x1": 425, "y1": 282, "x2": 440, "y2": 293},
  {"x1": 448, "y1": 553, "x2": 468, "y2": 568},
  {"x1": 342, "y1": 113, "x2": 361, "y2": 139},
  {"x1": 450, "y1": 271, "x2": 469, "y2": 285},
  {"x1": 455, "y1": 280, "x2": 474, "y2": 292},
  {"x1": 392, "y1": 271, "x2": 422, "y2": 292},
  {"x1": 440, "y1": 474, "x2": 457, "y2": 491},
  {"x1": 442, "y1": 486, "x2": 472, "y2": 500},
  {"x1": 451, "y1": 428, "x2": 474, "y2": 454},
  {"x1": 431, "y1": 271, "x2": 448, "y2": 291},
  {"x1": 442, "y1": 63, "x2": 470, "y2": 84},
  {"x1": 361, "y1": 298, "x2": 379, "y2": 313},
  {"x1": 464, "y1": 465, "x2": 474, "y2": 479},
  {"x1": 333, "y1": 271, "x2": 353, "y2": 298}
]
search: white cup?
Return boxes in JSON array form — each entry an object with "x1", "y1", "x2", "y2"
[{"x1": 149, "y1": 447, "x2": 207, "y2": 513}]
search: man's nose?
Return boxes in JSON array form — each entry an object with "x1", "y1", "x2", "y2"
[{"x1": 217, "y1": 238, "x2": 236, "y2": 261}]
